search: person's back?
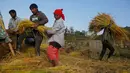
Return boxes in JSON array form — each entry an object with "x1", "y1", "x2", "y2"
[
  {"x1": 102, "y1": 26, "x2": 114, "y2": 46},
  {"x1": 99, "y1": 24, "x2": 115, "y2": 60},
  {"x1": 0, "y1": 15, "x2": 15, "y2": 56}
]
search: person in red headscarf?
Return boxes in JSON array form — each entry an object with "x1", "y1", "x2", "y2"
[
  {"x1": 53, "y1": 9, "x2": 65, "y2": 20},
  {"x1": 46, "y1": 9, "x2": 65, "y2": 66}
]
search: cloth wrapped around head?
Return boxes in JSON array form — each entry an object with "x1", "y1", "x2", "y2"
[{"x1": 54, "y1": 9, "x2": 65, "y2": 20}]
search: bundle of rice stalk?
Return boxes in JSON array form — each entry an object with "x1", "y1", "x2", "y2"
[
  {"x1": 37, "y1": 25, "x2": 51, "y2": 39},
  {"x1": 69, "y1": 51, "x2": 81, "y2": 57},
  {"x1": 89, "y1": 13, "x2": 129, "y2": 41},
  {"x1": 17, "y1": 19, "x2": 35, "y2": 34},
  {"x1": 17, "y1": 19, "x2": 50, "y2": 39},
  {"x1": 40, "y1": 43, "x2": 49, "y2": 49}
]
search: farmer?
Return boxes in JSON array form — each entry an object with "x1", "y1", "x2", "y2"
[
  {"x1": 7, "y1": 9, "x2": 21, "y2": 50},
  {"x1": 99, "y1": 23, "x2": 115, "y2": 60},
  {"x1": 17, "y1": 3, "x2": 48, "y2": 56},
  {"x1": 0, "y1": 13, "x2": 15, "y2": 56},
  {"x1": 8, "y1": 9, "x2": 21, "y2": 32},
  {"x1": 0, "y1": 26, "x2": 15, "y2": 56},
  {"x1": 46, "y1": 9, "x2": 65, "y2": 66}
]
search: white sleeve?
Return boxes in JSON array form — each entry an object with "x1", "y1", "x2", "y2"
[
  {"x1": 97, "y1": 29, "x2": 104, "y2": 35},
  {"x1": 47, "y1": 21, "x2": 63, "y2": 34},
  {"x1": 15, "y1": 17, "x2": 22, "y2": 31},
  {"x1": 8, "y1": 19, "x2": 12, "y2": 29}
]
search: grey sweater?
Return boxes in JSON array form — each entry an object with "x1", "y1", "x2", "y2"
[{"x1": 30, "y1": 11, "x2": 48, "y2": 26}]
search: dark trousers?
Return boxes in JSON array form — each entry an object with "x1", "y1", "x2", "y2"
[
  {"x1": 99, "y1": 41, "x2": 115, "y2": 60},
  {"x1": 17, "y1": 30, "x2": 43, "y2": 56},
  {"x1": 49, "y1": 42, "x2": 61, "y2": 49}
]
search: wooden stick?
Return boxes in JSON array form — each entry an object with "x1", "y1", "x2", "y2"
[{"x1": 8, "y1": 43, "x2": 15, "y2": 56}]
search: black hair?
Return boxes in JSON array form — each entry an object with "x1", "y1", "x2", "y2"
[
  {"x1": 29, "y1": 3, "x2": 38, "y2": 9},
  {"x1": 9, "y1": 9, "x2": 16, "y2": 14}
]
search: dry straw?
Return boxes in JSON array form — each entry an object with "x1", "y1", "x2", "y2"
[
  {"x1": 89, "y1": 13, "x2": 129, "y2": 41},
  {"x1": 17, "y1": 19, "x2": 50, "y2": 39}
]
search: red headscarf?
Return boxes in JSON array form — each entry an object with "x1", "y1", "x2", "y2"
[{"x1": 54, "y1": 9, "x2": 65, "y2": 20}]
